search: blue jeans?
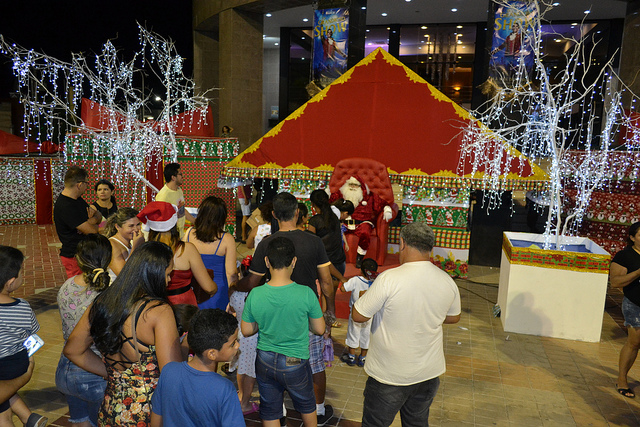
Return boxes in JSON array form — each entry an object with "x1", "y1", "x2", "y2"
[
  {"x1": 255, "y1": 350, "x2": 316, "y2": 420},
  {"x1": 362, "y1": 376, "x2": 440, "y2": 427},
  {"x1": 55, "y1": 354, "x2": 106, "y2": 426}
]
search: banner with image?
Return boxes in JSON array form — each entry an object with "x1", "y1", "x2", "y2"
[
  {"x1": 312, "y1": 8, "x2": 349, "y2": 88},
  {"x1": 489, "y1": 0, "x2": 538, "y2": 86}
]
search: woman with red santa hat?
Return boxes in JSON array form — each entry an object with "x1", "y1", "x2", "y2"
[{"x1": 138, "y1": 201, "x2": 217, "y2": 306}]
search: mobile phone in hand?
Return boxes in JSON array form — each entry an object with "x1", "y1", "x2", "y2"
[{"x1": 23, "y1": 334, "x2": 44, "y2": 357}]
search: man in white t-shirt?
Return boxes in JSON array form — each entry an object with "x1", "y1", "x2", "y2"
[
  {"x1": 155, "y1": 163, "x2": 195, "y2": 238},
  {"x1": 352, "y1": 222, "x2": 461, "y2": 427}
]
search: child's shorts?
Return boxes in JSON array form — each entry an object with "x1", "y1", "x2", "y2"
[
  {"x1": 255, "y1": 350, "x2": 316, "y2": 420},
  {"x1": 0, "y1": 348, "x2": 29, "y2": 412},
  {"x1": 346, "y1": 317, "x2": 372, "y2": 349}
]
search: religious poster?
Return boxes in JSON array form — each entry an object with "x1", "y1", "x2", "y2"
[
  {"x1": 489, "y1": 1, "x2": 537, "y2": 86},
  {"x1": 312, "y1": 7, "x2": 349, "y2": 88}
]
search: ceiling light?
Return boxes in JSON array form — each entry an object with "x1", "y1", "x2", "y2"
[
  {"x1": 301, "y1": 58, "x2": 305, "y2": 60},
  {"x1": 584, "y1": 9, "x2": 590, "y2": 14},
  {"x1": 571, "y1": 22, "x2": 578, "y2": 26},
  {"x1": 368, "y1": 42, "x2": 372, "y2": 46},
  {"x1": 274, "y1": 42, "x2": 279, "y2": 46},
  {"x1": 552, "y1": 2, "x2": 560, "y2": 6},
  {"x1": 381, "y1": 12, "x2": 388, "y2": 17},
  {"x1": 361, "y1": 6, "x2": 366, "y2": 9},
  {"x1": 301, "y1": 37, "x2": 306, "y2": 39},
  {"x1": 457, "y1": 40, "x2": 462, "y2": 44},
  {"x1": 387, "y1": 27, "x2": 390, "y2": 30},
  {"x1": 265, "y1": 13, "x2": 272, "y2": 17},
  {"x1": 303, "y1": 18, "x2": 308, "y2": 22},
  {"x1": 451, "y1": 8, "x2": 458, "y2": 12},
  {"x1": 458, "y1": 56, "x2": 462, "y2": 59},
  {"x1": 453, "y1": 86, "x2": 461, "y2": 91},
  {"x1": 555, "y1": 39, "x2": 561, "y2": 42},
  {"x1": 421, "y1": 26, "x2": 427, "y2": 29},
  {"x1": 366, "y1": 29, "x2": 370, "y2": 32},
  {"x1": 155, "y1": 96, "x2": 161, "y2": 101},
  {"x1": 457, "y1": 25, "x2": 463, "y2": 29},
  {"x1": 423, "y1": 34, "x2": 428, "y2": 37}
]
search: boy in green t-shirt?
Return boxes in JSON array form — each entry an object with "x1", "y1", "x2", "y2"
[{"x1": 241, "y1": 237, "x2": 325, "y2": 427}]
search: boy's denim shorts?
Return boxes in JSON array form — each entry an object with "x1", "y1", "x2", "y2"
[
  {"x1": 256, "y1": 349, "x2": 316, "y2": 420},
  {"x1": 623, "y1": 297, "x2": 640, "y2": 329},
  {"x1": 55, "y1": 354, "x2": 106, "y2": 426}
]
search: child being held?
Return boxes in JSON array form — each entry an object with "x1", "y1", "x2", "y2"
[
  {"x1": 333, "y1": 199, "x2": 355, "y2": 251},
  {"x1": 241, "y1": 237, "x2": 325, "y2": 426},
  {"x1": 151, "y1": 309, "x2": 244, "y2": 427},
  {"x1": 340, "y1": 258, "x2": 379, "y2": 367},
  {"x1": 0, "y1": 246, "x2": 47, "y2": 427}
]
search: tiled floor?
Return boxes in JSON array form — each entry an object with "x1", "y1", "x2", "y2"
[{"x1": 4, "y1": 224, "x2": 640, "y2": 426}]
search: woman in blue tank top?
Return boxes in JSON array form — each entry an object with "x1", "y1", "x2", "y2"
[{"x1": 183, "y1": 196, "x2": 238, "y2": 310}]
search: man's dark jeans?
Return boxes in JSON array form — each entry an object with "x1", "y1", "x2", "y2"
[{"x1": 362, "y1": 376, "x2": 440, "y2": 427}]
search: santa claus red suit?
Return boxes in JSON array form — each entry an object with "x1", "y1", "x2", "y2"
[{"x1": 329, "y1": 176, "x2": 392, "y2": 265}]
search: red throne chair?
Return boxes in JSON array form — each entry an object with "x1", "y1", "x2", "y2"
[{"x1": 328, "y1": 158, "x2": 399, "y2": 266}]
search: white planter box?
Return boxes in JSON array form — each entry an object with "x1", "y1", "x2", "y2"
[{"x1": 497, "y1": 232, "x2": 611, "y2": 342}]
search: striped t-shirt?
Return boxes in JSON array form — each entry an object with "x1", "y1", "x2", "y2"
[{"x1": 0, "y1": 298, "x2": 40, "y2": 359}]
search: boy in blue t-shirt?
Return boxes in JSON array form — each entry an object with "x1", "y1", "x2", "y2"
[
  {"x1": 150, "y1": 309, "x2": 244, "y2": 427},
  {"x1": 241, "y1": 236, "x2": 325, "y2": 426}
]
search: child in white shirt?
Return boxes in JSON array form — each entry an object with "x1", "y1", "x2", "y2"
[{"x1": 339, "y1": 258, "x2": 378, "y2": 367}]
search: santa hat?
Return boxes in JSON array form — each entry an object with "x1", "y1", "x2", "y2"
[{"x1": 137, "y1": 201, "x2": 178, "y2": 232}]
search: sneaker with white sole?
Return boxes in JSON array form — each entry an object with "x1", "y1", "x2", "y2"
[{"x1": 317, "y1": 404, "x2": 334, "y2": 426}]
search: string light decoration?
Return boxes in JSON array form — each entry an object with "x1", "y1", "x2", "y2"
[
  {"x1": 0, "y1": 24, "x2": 212, "y2": 197},
  {"x1": 458, "y1": 0, "x2": 640, "y2": 250}
]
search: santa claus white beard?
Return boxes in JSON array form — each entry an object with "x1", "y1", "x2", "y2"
[{"x1": 340, "y1": 183, "x2": 364, "y2": 206}]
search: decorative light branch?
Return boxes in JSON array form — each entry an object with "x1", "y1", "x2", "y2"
[
  {"x1": 458, "y1": 0, "x2": 640, "y2": 249},
  {"x1": 0, "y1": 24, "x2": 212, "y2": 196}
]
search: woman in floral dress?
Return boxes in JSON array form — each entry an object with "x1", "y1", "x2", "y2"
[{"x1": 64, "y1": 241, "x2": 182, "y2": 426}]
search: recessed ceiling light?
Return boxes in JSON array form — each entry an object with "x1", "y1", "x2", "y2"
[
  {"x1": 361, "y1": 6, "x2": 366, "y2": 9},
  {"x1": 421, "y1": 26, "x2": 427, "y2": 29},
  {"x1": 387, "y1": 27, "x2": 390, "y2": 30},
  {"x1": 274, "y1": 42, "x2": 279, "y2": 46},
  {"x1": 571, "y1": 22, "x2": 578, "y2": 26},
  {"x1": 584, "y1": 9, "x2": 590, "y2": 14},
  {"x1": 458, "y1": 56, "x2": 462, "y2": 59},
  {"x1": 265, "y1": 13, "x2": 272, "y2": 17},
  {"x1": 554, "y1": 39, "x2": 561, "y2": 42},
  {"x1": 366, "y1": 29, "x2": 370, "y2": 32},
  {"x1": 423, "y1": 34, "x2": 428, "y2": 37},
  {"x1": 368, "y1": 42, "x2": 372, "y2": 46},
  {"x1": 301, "y1": 37, "x2": 306, "y2": 39},
  {"x1": 381, "y1": 12, "x2": 388, "y2": 16},
  {"x1": 457, "y1": 25, "x2": 463, "y2": 29},
  {"x1": 552, "y1": 2, "x2": 560, "y2": 6},
  {"x1": 451, "y1": 8, "x2": 457, "y2": 12},
  {"x1": 303, "y1": 18, "x2": 308, "y2": 22}
]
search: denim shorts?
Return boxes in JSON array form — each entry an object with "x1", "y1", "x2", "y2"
[
  {"x1": 623, "y1": 297, "x2": 640, "y2": 328},
  {"x1": 55, "y1": 354, "x2": 107, "y2": 426},
  {"x1": 255, "y1": 350, "x2": 316, "y2": 420}
]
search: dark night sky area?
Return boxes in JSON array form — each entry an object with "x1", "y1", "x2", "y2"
[{"x1": 0, "y1": 0, "x2": 193, "y2": 99}]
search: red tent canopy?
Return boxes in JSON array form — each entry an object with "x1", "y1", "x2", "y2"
[
  {"x1": 225, "y1": 48, "x2": 546, "y2": 189},
  {"x1": 0, "y1": 129, "x2": 58, "y2": 155}
]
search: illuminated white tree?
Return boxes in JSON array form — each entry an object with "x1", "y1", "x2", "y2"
[
  {"x1": 458, "y1": 0, "x2": 640, "y2": 249},
  {"x1": 0, "y1": 24, "x2": 212, "y2": 193}
]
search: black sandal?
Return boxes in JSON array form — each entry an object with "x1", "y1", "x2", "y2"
[{"x1": 616, "y1": 384, "x2": 635, "y2": 398}]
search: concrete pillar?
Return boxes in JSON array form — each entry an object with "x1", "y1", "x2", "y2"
[
  {"x1": 219, "y1": 8, "x2": 263, "y2": 151},
  {"x1": 193, "y1": 30, "x2": 220, "y2": 135},
  {"x1": 620, "y1": 1, "x2": 640, "y2": 109}
]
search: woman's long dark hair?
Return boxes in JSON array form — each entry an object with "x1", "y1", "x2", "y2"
[
  {"x1": 75, "y1": 234, "x2": 112, "y2": 292},
  {"x1": 310, "y1": 189, "x2": 339, "y2": 230},
  {"x1": 194, "y1": 196, "x2": 227, "y2": 242},
  {"x1": 89, "y1": 241, "x2": 173, "y2": 356}
]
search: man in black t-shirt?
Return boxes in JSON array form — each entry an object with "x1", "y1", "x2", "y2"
[
  {"x1": 236, "y1": 192, "x2": 336, "y2": 425},
  {"x1": 53, "y1": 166, "x2": 101, "y2": 278}
]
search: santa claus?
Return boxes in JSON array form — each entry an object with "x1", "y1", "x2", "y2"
[{"x1": 329, "y1": 176, "x2": 393, "y2": 267}]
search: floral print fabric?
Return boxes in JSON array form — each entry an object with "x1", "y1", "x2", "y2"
[{"x1": 98, "y1": 347, "x2": 160, "y2": 426}]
